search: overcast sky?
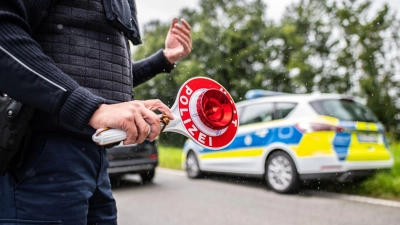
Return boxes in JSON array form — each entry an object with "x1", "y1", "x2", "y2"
[{"x1": 136, "y1": 0, "x2": 400, "y2": 26}]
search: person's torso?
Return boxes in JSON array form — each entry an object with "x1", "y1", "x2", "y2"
[{"x1": 34, "y1": 0, "x2": 134, "y2": 102}]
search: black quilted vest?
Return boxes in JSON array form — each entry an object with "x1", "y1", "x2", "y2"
[{"x1": 34, "y1": 0, "x2": 133, "y2": 102}]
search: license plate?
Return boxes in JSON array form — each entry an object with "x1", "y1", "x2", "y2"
[{"x1": 357, "y1": 133, "x2": 378, "y2": 143}]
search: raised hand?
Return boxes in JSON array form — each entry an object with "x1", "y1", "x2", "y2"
[{"x1": 163, "y1": 18, "x2": 192, "y2": 64}]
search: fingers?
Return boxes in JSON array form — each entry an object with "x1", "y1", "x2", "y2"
[
  {"x1": 123, "y1": 101, "x2": 166, "y2": 144},
  {"x1": 170, "y1": 18, "x2": 179, "y2": 30},
  {"x1": 142, "y1": 99, "x2": 174, "y2": 120},
  {"x1": 89, "y1": 100, "x2": 173, "y2": 145},
  {"x1": 141, "y1": 99, "x2": 174, "y2": 142},
  {"x1": 180, "y1": 19, "x2": 192, "y2": 33},
  {"x1": 141, "y1": 107, "x2": 162, "y2": 142},
  {"x1": 172, "y1": 19, "x2": 192, "y2": 51},
  {"x1": 173, "y1": 19, "x2": 191, "y2": 37},
  {"x1": 123, "y1": 111, "x2": 151, "y2": 145},
  {"x1": 175, "y1": 35, "x2": 192, "y2": 56}
]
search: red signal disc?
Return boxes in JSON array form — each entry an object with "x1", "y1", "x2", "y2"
[
  {"x1": 197, "y1": 89, "x2": 233, "y2": 130},
  {"x1": 177, "y1": 77, "x2": 238, "y2": 149}
]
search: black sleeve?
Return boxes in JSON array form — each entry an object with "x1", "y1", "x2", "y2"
[
  {"x1": 131, "y1": 49, "x2": 175, "y2": 87},
  {"x1": 0, "y1": 1, "x2": 105, "y2": 130}
]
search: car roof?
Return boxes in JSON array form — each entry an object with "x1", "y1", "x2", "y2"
[{"x1": 236, "y1": 92, "x2": 365, "y2": 107}]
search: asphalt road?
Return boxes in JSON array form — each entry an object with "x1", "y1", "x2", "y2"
[{"x1": 112, "y1": 169, "x2": 400, "y2": 225}]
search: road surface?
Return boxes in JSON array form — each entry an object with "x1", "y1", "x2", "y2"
[{"x1": 113, "y1": 169, "x2": 400, "y2": 225}]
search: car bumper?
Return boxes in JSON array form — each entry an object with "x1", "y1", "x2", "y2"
[
  {"x1": 298, "y1": 169, "x2": 392, "y2": 182},
  {"x1": 296, "y1": 155, "x2": 393, "y2": 178},
  {"x1": 107, "y1": 158, "x2": 158, "y2": 174}
]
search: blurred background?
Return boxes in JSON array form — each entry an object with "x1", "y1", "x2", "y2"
[
  {"x1": 134, "y1": 0, "x2": 400, "y2": 146},
  {"x1": 127, "y1": 0, "x2": 400, "y2": 200}
]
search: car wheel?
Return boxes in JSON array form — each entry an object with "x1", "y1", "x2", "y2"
[
  {"x1": 265, "y1": 151, "x2": 300, "y2": 193},
  {"x1": 186, "y1": 151, "x2": 202, "y2": 178},
  {"x1": 109, "y1": 174, "x2": 123, "y2": 187},
  {"x1": 140, "y1": 169, "x2": 155, "y2": 183}
]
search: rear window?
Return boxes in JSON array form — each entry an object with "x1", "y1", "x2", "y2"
[
  {"x1": 310, "y1": 99, "x2": 379, "y2": 122},
  {"x1": 276, "y1": 102, "x2": 297, "y2": 120}
]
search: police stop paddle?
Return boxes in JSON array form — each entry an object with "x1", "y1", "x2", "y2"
[{"x1": 92, "y1": 77, "x2": 239, "y2": 150}]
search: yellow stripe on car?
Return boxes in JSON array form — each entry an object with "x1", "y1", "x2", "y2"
[
  {"x1": 294, "y1": 132, "x2": 336, "y2": 157},
  {"x1": 355, "y1": 122, "x2": 378, "y2": 131},
  {"x1": 200, "y1": 149, "x2": 264, "y2": 159}
]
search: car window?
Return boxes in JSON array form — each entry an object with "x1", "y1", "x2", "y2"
[
  {"x1": 275, "y1": 102, "x2": 297, "y2": 120},
  {"x1": 310, "y1": 99, "x2": 379, "y2": 122},
  {"x1": 240, "y1": 102, "x2": 274, "y2": 125}
]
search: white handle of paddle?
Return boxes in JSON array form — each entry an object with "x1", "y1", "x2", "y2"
[
  {"x1": 92, "y1": 128, "x2": 130, "y2": 146},
  {"x1": 92, "y1": 118, "x2": 167, "y2": 146}
]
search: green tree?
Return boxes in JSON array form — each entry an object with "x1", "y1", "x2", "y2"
[
  {"x1": 133, "y1": 0, "x2": 400, "y2": 146},
  {"x1": 133, "y1": 0, "x2": 273, "y2": 146},
  {"x1": 277, "y1": 0, "x2": 400, "y2": 137},
  {"x1": 331, "y1": 1, "x2": 400, "y2": 136}
]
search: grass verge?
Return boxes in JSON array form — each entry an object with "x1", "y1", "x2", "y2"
[
  {"x1": 320, "y1": 143, "x2": 400, "y2": 201},
  {"x1": 157, "y1": 144, "x2": 400, "y2": 200},
  {"x1": 157, "y1": 145, "x2": 183, "y2": 170}
]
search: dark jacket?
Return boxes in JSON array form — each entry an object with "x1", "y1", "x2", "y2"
[{"x1": 0, "y1": 0, "x2": 173, "y2": 137}]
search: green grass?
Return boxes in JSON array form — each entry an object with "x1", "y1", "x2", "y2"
[
  {"x1": 326, "y1": 143, "x2": 400, "y2": 201},
  {"x1": 157, "y1": 144, "x2": 400, "y2": 200},
  {"x1": 157, "y1": 145, "x2": 183, "y2": 170}
]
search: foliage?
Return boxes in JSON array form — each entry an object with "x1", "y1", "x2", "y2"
[
  {"x1": 277, "y1": 0, "x2": 400, "y2": 136},
  {"x1": 133, "y1": 0, "x2": 400, "y2": 146}
]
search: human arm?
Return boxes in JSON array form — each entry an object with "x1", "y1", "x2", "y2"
[
  {"x1": 0, "y1": 1, "x2": 170, "y2": 145},
  {"x1": 0, "y1": 1, "x2": 104, "y2": 130}
]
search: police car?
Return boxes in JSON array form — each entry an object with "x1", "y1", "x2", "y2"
[{"x1": 182, "y1": 90, "x2": 394, "y2": 193}]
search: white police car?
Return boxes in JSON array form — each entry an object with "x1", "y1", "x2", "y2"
[{"x1": 182, "y1": 90, "x2": 394, "y2": 193}]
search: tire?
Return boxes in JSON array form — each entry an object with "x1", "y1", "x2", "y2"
[
  {"x1": 109, "y1": 174, "x2": 123, "y2": 187},
  {"x1": 265, "y1": 151, "x2": 300, "y2": 194},
  {"x1": 186, "y1": 151, "x2": 202, "y2": 178},
  {"x1": 140, "y1": 169, "x2": 155, "y2": 183}
]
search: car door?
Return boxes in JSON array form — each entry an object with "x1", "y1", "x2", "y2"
[{"x1": 200, "y1": 102, "x2": 275, "y2": 174}]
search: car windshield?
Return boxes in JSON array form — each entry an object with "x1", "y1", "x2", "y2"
[{"x1": 310, "y1": 99, "x2": 379, "y2": 122}]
